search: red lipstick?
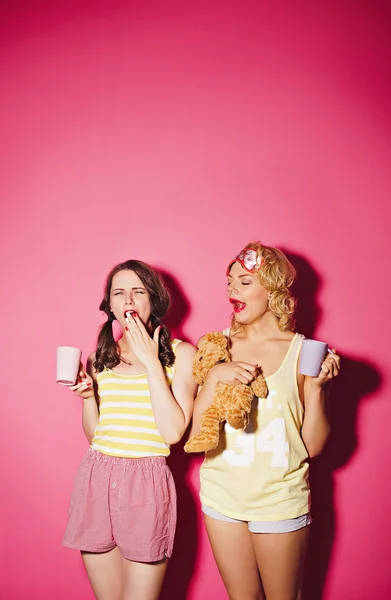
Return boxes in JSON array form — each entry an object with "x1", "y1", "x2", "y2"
[
  {"x1": 124, "y1": 310, "x2": 138, "y2": 319},
  {"x1": 229, "y1": 298, "x2": 247, "y2": 313}
]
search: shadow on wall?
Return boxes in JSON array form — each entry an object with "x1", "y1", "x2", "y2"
[
  {"x1": 162, "y1": 439, "x2": 201, "y2": 600},
  {"x1": 159, "y1": 269, "x2": 192, "y2": 343},
  {"x1": 157, "y1": 268, "x2": 200, "y2": 600},
  {"x1": 284, "y1": 250, "x2": 382, "y2": 600}
]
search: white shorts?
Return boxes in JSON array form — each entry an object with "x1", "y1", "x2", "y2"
[{"x1": 202, "y1": 504, "x2": 312, "y2": 534}]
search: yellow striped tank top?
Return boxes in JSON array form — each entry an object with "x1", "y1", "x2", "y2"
[
  {"x1": 91, "y1": 340, "x2": 181, "y2": 458},
  {"x1": 200, "y1": 332, "x2": 310, "y2": 521}
]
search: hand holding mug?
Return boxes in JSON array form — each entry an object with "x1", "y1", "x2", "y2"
[
  {"x1": 68, "y1": 364, "x2": 95, "y2": 399},
  {"x1": 299, "y1": 339, "x2": 340, "y2": 386},
  {"x1": 312, "y1": 348, "x2": 340, "y2": 386}
]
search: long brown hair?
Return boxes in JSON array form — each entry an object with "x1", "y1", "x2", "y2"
[{"x1": 94, "y1": 260, "x2": 175, "y2": 372}]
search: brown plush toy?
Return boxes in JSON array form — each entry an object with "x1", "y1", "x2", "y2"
[{"x1": 184, "y1": 331, "x2": 268, "y2": 453}]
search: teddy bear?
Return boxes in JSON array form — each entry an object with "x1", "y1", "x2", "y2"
[{"x1": 184, "y1": 331, "x2": 268, "y2": 453}]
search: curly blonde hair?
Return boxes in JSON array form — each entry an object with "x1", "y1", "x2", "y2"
[{"x1": 230, "y1": 241, "x2": 296, "y2": 332}]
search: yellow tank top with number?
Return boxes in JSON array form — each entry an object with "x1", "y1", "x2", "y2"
[{"x1": 200, "y1": 332, "x2": 310, "y2": 521}]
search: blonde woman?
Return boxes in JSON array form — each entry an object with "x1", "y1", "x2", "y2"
[{"x1": 189, "y1": 242, "x2": 340, "y2": 600}]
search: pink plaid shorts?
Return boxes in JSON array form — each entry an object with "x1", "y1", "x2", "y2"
[{"x1": 63, "y1": 448, "x2": 177, "y2": 562}]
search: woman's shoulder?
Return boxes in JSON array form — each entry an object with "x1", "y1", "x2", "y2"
[
  {"x1": 172, "y1": 339, "x2": 196, "y2": 357},
  {"x1": 196, "y1": 334, "x2": 208, "y2": 349},
  {"x1": 282, "y1": 330, "x2": 300, "y2": 342},
  {"x1": 166, "y1": 339, "x2": 196, "y2": 375}
]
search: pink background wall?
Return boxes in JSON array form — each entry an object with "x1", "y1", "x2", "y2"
[{"x1": 1, "y1": 1, "x2": 390, "y2": 598}]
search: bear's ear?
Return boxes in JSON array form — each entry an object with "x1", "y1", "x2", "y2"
[
  {"x1": 197, "y1": 332, "x2": 216, "y2": 349},
  {"x1": 204, "y1": 332, "x2": 218, "y2": 343}
]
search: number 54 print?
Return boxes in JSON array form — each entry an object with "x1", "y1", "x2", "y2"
[{"x1": 223, "y1": 418, "x2": 289, "y2": 468}]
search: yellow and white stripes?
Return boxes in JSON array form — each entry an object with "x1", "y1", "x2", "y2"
[{"x1": 91, "y1": 343, "x2": 179, "y2": 458}]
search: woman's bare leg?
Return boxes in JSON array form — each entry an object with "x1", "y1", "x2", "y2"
[
  {"x1": 251, "y1": 527, "x2": 309, "y2": 600},
  {"x1": 204, "y1": 515, "x2": 265, "y2": 600},
  {"x1": 82, "y1": 548, "x2": 122, "y2": 600},
  {"x1": 121, "y1": 556, "x2": 168, "y2": 600}
]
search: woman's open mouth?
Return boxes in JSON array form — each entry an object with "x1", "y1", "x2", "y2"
[
  {"x1": 229, "y1": 298, "x2": 247, "y2": 313},
  {"x1": 124, "y1": 310, "x2": 138, "y2": 319}
]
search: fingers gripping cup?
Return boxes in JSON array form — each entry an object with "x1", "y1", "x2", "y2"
[
  {"x1": 299, "y1": 339, "x2": 328, "y2": 377},
  {"x1": 56, "y1": 346, "x2": 82, "y2": 386}
]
